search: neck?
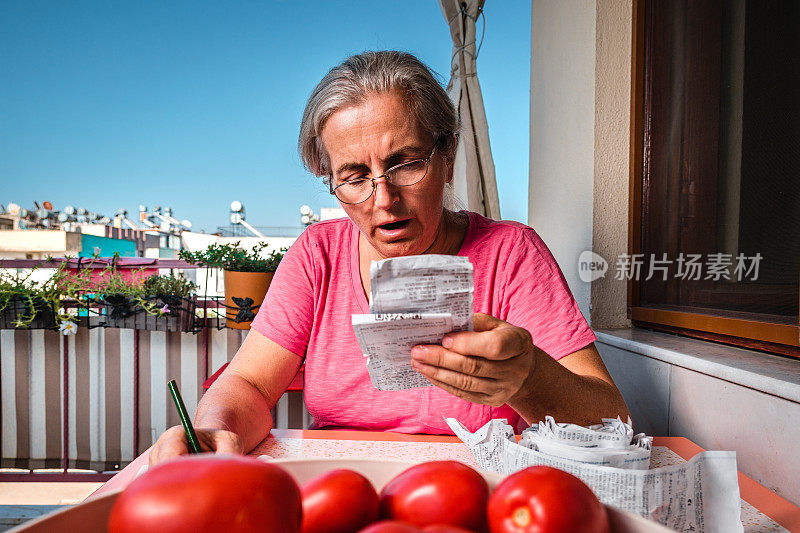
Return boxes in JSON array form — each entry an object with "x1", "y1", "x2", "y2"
[
  {"x1": 360, "y1": 209, "x2": 469, "y2": 264},
  {"x1": 422, "y1": 209, "x2": 467, "y2": 256}
]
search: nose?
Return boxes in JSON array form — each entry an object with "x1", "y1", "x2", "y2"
[{"x1": 371, "y1": 176, "x2": 399, "y2": 209}]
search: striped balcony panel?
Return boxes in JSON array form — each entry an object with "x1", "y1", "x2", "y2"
[
  {"x1": 1, "y1": 330, "x2": 63, "y2": 470},
  {"x1": 1, "y1": 327, "x2": 310, "y2": 473}
]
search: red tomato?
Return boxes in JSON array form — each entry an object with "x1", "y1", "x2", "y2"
[
  {"x1": 302, "y1": 469, "x2": 380, "y2": 533},
  {"x1": 422, "y1": 525, "x2": 477, "y2": 532},
  {"x1": 359, "y1": 520, "x2": 423, "y2": 532},
  {"x1": 108, "y1": 454, "x2": 302, "y2": 533},
  {"x1": 487, "y1": 466, "x2": 609, "y2": 533},
  {"x1": 379, "y1": 461, "x2": 489, "y2": 531}
]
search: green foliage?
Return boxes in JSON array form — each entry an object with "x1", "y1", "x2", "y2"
[
  {"x1": 142, "y1": 273, "x2": 197, "y2": 298},
  {"x1": 179, "y1": 241, "x2": 285, "y2": 273},
  {"x1": 1, "y1": 256, "x2": 199, "y2": 329},
  {"x1": 0, "y1": 251, "x2": 203, "y2": 328},
  {"x1": 87, "y1": 269, "x2": 197, "y2": 317},
  {"x1": 0, "y1": 267, "x2": 60, "y2": 328},
  {"x1": 96, "y1": 269, "x2": 145, "y2": 298}
]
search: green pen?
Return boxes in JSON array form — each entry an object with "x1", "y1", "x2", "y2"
[{"x1": 168, "y1": 379, "x2": 202, "y2": 454}]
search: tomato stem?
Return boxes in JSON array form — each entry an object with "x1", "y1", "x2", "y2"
[{"x1": 512, "y1": 506, "x2": 532, "y2": 527}]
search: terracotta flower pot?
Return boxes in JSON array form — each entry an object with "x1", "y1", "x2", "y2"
[{"x1": 223, "y1": 270, "x2": 274, "y2": 330}]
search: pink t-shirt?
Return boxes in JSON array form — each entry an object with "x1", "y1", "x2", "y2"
[{"x1": 251, "y1": 211, "x2": 596, "y2": 434}]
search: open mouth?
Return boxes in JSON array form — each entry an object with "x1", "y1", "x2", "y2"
[{"x1": 378, "y1": 219, "x2": 411, "y2": 231}]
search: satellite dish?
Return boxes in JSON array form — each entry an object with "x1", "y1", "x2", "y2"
[
  {"x1": 165, "y1": 207, "x2": 173, "y2": 216},
  {"x1": 64, "y1": 205, "x2": 75, "y2": 215},
  {"x1": 58, "y1": 212, "x2": 70, "y2": 223},
  {"x1": 230, "y1": 200, "x2": 243, "y2": 212},
  {"x1": 20, "y1": 208, "x2": 29, "y2": 218},
  {"x1": 98, "y1": 216, "x2": 111, "y2": 224},
  {"x1": 300, "y1": 205, "x2": 312, "y2": 216},
  {"x1": 8, "y1": 203, "x2": 20, "y2": 215},
  {"x1": 77, "y1": 207, "x2": 86, "y2": 215},
  {"x1": 139, "y1": 205, "x2": 147, "y2": 212},
  {"x1": 230, "y1": 213, "x2": 242, "y2": 224},
  {"x1": 181, "y1": 219, "x2": 192, "y2": 229},
  {"x1": 76, "y1": 215, "x2": 86, "y2": 223},
  {"x1": 43, "y1": 201, "x2": 53, "y2": 210},
  {"x1": 153, "y1": 205, "x2": 161, "y2": 213},
  {"x1": 36, "y1": 209, "x2": 49, "y2": 219},
  {"x1": 301, "y1": 215, "x2": 310, "y2": 225}
]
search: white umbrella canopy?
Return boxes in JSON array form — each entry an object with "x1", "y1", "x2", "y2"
[{"x1": 439, "y1": 0, "x2": 501, "y2": 219}]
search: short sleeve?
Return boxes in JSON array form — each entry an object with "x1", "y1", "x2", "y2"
[
  {"x1": 503, "y1": 229, "x2": 596, "y2": 360},
  {"x1": 250, "y1": 232, "x2": 315, "y2": 357}
]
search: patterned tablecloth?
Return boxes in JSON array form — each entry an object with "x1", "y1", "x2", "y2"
[{"x1": 254, "y1": 437, "x2": 787, "y2": 533}]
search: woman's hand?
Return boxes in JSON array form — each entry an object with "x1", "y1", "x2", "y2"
[
  {"x1": 148, "y1": 425, "x2": 243, "y2": 466},
  {"x1": 410, "y1": 313, "x2": 538, "y2": 407}
]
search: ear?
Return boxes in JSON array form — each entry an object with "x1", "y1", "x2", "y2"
[
  {"x1": 436, "y1": 132, "x2": 458, "y2": 184},
  {"x1": 445, "y1": 133, "x2": 458, "y2": 183},
  {"x1": 444, "y1": 151, "x2": 456, "y2": 184}
]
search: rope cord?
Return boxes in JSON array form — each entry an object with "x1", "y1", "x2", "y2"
[{"x1": 449, "y1": 2, "x2": 486, "y2": 79}]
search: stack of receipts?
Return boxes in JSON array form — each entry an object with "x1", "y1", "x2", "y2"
[
  {"x1": 446, "y1": 418, "x2": 743, "y2": 533},
  {"x1": 352, "y1": 255, "x2": 473, "y2": 391},
  {"x1": 520, "y1": 416, "x2": 652, "y2": 469}
]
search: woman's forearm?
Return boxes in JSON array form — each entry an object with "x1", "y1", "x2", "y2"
[
  {"x1": 194, "y1": 372, "x2": 274, "y2": 454},
  {"x1": 509, "y1": 347, "x2": 630, "y2": 427}
]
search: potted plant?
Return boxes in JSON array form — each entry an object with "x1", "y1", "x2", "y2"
[
  {"x1": 85, "y1": 269, "x2": 198, "y2": 332},
  {"x1": 140, "y1": 273, "x2": 198, "y2": 332},
  {"x1": 179, "y1": 241, "x2": 284, "y2": 330},
  {"x1": 0, "y1": 270, "x2": 59, "y2": 330}
]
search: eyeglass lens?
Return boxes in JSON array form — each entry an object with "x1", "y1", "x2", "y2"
[{"x1": 332, "y1": 158, "x2": 430, "y2": 204}]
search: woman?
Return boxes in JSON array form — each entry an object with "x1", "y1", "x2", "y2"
[{"x1": 150, "y1": 51, "x2": 629, "y2": 464}]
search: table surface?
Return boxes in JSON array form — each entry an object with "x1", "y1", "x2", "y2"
[{"x1": 95, "y1": 430, "x2": 800, "y2": 532}]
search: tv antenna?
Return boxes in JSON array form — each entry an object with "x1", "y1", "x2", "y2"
[{"x1": 229, "y1": 200, "x2": 264, "y2": 238}]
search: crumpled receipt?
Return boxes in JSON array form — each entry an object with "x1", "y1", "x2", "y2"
[
  {"x1": 352, "y1": 255, "x2": 474, "y2": 391},
  {"x1": 520, "y1": 415, "x2": 653, "y2": 469},
  {"x1": 446, "y1": 417, "x2": 743, "y2": 533}
]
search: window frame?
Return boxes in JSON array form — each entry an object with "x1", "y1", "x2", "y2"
[{"x1": 627, "y1": 0, "x2": 800, "y2": 357}]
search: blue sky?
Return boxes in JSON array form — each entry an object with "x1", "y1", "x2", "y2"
[{"x1": 0, "y1": 1, "x2": 531, "y2": 233}]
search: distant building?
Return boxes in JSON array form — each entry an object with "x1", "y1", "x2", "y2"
[
  {"x1": 0, "y1": 226, "x2": 159, "y2": 260},
  {"x1": 0, "y1": 203, "x2": 182, "y2": 260},
  {"x1": 0, "y1": 202, "x2": 337, "y2": 296}
]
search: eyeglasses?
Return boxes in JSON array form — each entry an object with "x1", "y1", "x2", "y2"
[{"x1": 329, "y1": 147, "x2": 436, "y2": 205}]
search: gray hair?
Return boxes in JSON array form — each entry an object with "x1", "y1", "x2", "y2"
[{"x1": 298, "y1": 50, "x2": 459, "y2": 178}]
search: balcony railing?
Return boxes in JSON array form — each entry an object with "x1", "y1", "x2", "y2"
[{"x1": 0, "y1": 258, "x2": 309, "y2": 481}]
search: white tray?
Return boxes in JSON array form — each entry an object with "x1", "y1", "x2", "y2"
[{"x1": 11, "y1": 457, "x2": 674, "y2": 532}]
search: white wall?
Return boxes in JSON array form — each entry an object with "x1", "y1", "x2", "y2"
[
  {"x1": 529, "y1": 0, "x2": 800, "y2": 509},
  {"x1": 592, "y1": 1, "x2": 633, "y2": 328},
  {"x1": 0, "y1": 230, "x2": 81, "y2": 255},
  {"x1": 597, "y1": 330, "x2": 800, "y2": 506},
  {"x1": 529, "y1": 0, "x2": 596, "y2": 322}
]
